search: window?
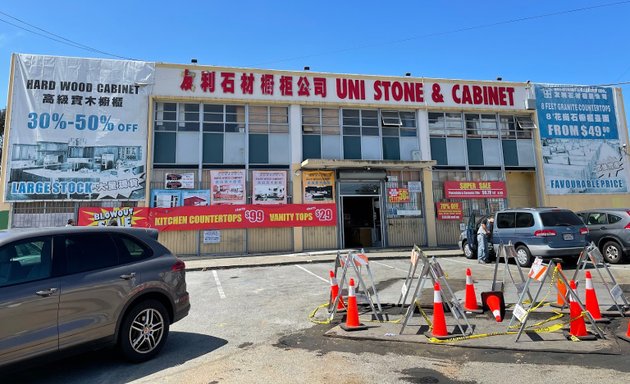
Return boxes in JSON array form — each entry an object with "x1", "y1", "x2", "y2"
[
  {"x1": 540, "y1": 211, "x2": 583, "y2": 226},
  {"x1": 249, "y1": 106, "x2": 289, "y2": 133},
  {"x1": 381, "y1": 111, "x2": 402, "y2": 127},
  {"x1": 203, "y1": 104, "x2": 245, "y2": 133},
  {"x1": 0, "y1": 237, "x2": 52, "y2": 287},
  {"x1": 496, "y1": 212, "x2": 516, "y2": 229},
  {"x1": 515, "y1": 212, "x2": 535, "y2": 228},
  {"x1": 116, "y1": 236, "x2": 152, "y2": 264},
  {"x1": 342, "y1": 109, "x2": 378, "y2": 136},
  {"x1": 64, "y1": 234, "x2": 119, "y2": 274},
  {"x1": 587, "y1": 213, "x2": 607, "y2": 225},
  {"x1": 608, "y1": 214, "x2": 622, "y2": 224}
]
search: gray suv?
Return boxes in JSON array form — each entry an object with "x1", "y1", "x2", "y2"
[
  {"x1": 577, "y1": 208, "x2": 630, "y2": 264},
  {"x1": 0, "y1": 227, "x2": 190, "y2": 368},
  {"x1": 491, "y1": 207, "x2": 588, "y2": 267}
]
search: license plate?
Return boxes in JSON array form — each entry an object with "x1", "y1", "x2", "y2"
[{"x1": 563, "y1": 233, "x2": 574, "y2": 241}]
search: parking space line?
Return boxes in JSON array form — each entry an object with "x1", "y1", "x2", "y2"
[
  {"x1": 440, "y1": 258, "x2": 495, "y2": 268},
  {"x1": 295, "y1": 265, "x2": 329, "y2": 284},
  {"x1": 212, "y1": 270, "x2": 226, "y2": 299},
  {"x1": 371, "y1": 260, "x2": 408, "y2": 272}
]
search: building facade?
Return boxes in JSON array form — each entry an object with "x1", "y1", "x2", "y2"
[{"x1": 2, "y1": 54, "x2": 629, "y2": 256}]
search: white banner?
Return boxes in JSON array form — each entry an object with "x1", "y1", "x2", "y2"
[
  {"x1": 5, "y1": 54, "x2": 154, "y2": 201},
  {"x1": 252, "y1": 170, "x2": 287, "y2": 204},
  {"x1": 210, "y1": 169, "x2": 246, "y2": 205}
]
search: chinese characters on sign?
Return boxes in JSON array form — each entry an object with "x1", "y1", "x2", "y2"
[
  {"x1": 210, "y1": 170, "x2": 246, "y2": 205},
  {"x1": 252, "y1": 171, "x2": 287, "y2": 205},
  {"x1": 443, "y1": 181, "x2": 507, "y2": 199},
  {"x1": 535, "y1": 85, "x2": 627, "y2": 194},
  {"x1": 436, "y1": 202, "x2": 463, "y2": 220},
  {"x1": 303, "y1": 171, "x2": 335, "y2": 203}
]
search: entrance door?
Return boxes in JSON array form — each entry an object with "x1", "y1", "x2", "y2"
[{"x1": 342, "y1": 196, "x2": 382, "y2": 248}]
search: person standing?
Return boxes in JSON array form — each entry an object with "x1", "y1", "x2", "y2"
[
  {"x1": 477, "y1": 216, "x2": 493, "y2": 263},
  {"x1": 66, "y1": 219, "x2": 75, "y2": 227}
]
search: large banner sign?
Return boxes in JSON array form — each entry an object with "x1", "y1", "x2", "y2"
[
  {"x1": 5, "y1": 54, "x2": 154, "y2": 201},
  {"x1": 78, "y1": 204, "x2": 336, "y2": 230},
  {"x1": 444, "y1": 181, "x2": 507, "y2": 199},
  {"x1": 535, "y1": 85, "x2": 627, "y2": 194}
]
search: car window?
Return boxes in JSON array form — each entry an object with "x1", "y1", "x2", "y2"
[
  {"x1": 496, "y1": 212, "x2": 515, "y2": 229},
  {"x1": 515, "y1": 213, "x2": 534, "y2": 228},
  {"x1": 540, "y1": 211, "x2": 583, "y2": 226},
  {"x1": 116, "y1": 235, "x2": 153, "y2": 264},
  {"x1": 0, "y1": 237, "x2": 52, "y2": 287},
  {"x1": 586, "y1": 213, "x2": 607, "y2": 225},
  {"x1": 64, "y1": 233, "x2": 119, "y2": 274},
  {"x1": 577, "y1": 213, "x2": 587, "y2": 223},
  {"x1": 608, "y1": 214, "x2": 622, "y2": 224}
]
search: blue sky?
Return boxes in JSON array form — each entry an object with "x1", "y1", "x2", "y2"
[{"x1": 1, "y1": 0, "x2": 630, "y2": 131}]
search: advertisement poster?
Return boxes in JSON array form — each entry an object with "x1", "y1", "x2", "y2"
[
  {"x1": 210, "y1": 170, "x2": 246, "y2": 205},
  {"x1": 181, "y1": 190, "x2": 210, "y2": 206},
  {"x1": 436, "y1": 202, "x2": 463, "y2": 220},
  {"x1": 252, "y1": 170, "x2": 287, "y2": 204},
  {"x1": 5, "y1": 54, "x2": 154, "y2": 201},
  {"x1": 303, "y1": 171, "x2": 335, "y2": 203},
  {"x1": 407, "y1": 181, "x2": 422, "y2": 193},
  {"x1": 151, "y1": 189, "x2": 181, "y2": 207},
  {"x1": 444, "y1": 181, "x2": 507, "y2": 199},
  {"x1": 78, "y1": 206, "x2": 149, "y2": 227},
  {"x1": 535, "y1": 84, "x2": 627, "y2": 194},
  {"x1": 203, "y1": 230, "x2": 221, "y2": 244},
  {"x1": 387, "y1": 188, "x2": 410, "y2": 203},
  {"x1": 165, "y1": 172, "x2": 195, "y2": 189}
]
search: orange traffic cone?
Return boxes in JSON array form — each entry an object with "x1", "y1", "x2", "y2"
[
  {"x1": 481, "y1": 291, "x2": 505, "y2": 322},
  {"x1": 340, "y1": 278, "x2": 367, "y2": 331},
  {"x1": 566, "y1": 280, "x2": 596, "y2": 340},
  {"x1": 550, "y1": 263, "x2": 568, "y2": 308},
  {"x1": 617, "y1": 319, "x2": 630, "y2": 342},
  {"x1": 585, "y1": 271, "x2": 609, "y2": 323},
  {"x1": 464, "y1": 268, "x2": 482, "y2": 313},
  {"x1": 427, "y1": 282, "x2": 449, "y2": 338},
  {"x1": 328, "y1": 270, "x2": 346, "y2": 312}
]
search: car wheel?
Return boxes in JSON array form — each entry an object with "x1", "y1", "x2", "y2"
[
  {"x1": 119, "y1": 300, "x2": 170, "y2": 363},
  {"x1": 515, "y1": 245, "x2": 533, "y2": 267},
  {"x1": 463, "y1": 240, "x2": 474, "y2": 259},
  {"x1": 602, "y1": 241, "x2": 623, "y2": 264}
]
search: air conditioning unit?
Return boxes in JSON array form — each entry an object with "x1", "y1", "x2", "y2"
[{"x1": 525, "y1": 98, "x2": 537, "y2": 110}]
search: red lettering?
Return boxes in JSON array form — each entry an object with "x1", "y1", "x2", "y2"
[
  {"x1": 336, "y1": 78, "x2": 348, "y2": 99},
  {"x1": 240, "y1": 73, "x2": 254, "y2": 95},
  {"x1": 313, "y1": 77, "x2": 327, "y2": 97},
  {"x1": 200, "y1": 71, "x2": 215, "y2": 93},
  {"x1": 297, "y1": 76, "x2": 310, "y2": 96},
  {"x1": 392, "y1": 81, "x2": 403, "y2": 101},
  {"x1": 461, "y1": 85, "x2": 472, "y2": 104},
  {"x1": 180, "y1": 69, "x2": 195, "y2": 91},
  {"x1": 260, "y1": 74, "x2": 274, "y2": 95},
  {"x1": 473, "y1": 86, "x2": 483, "y2": 104},
  {"x1": 280, "y1": 75, "x2": 293, "y2": 96},
  {"x1": 452, "y1": 84, "x2": 461, "y2": 103},
  {"x1": 221, "y1": 72, "x2": 235, "y2": 94},
  {"x1": 487, "y1": 86, "x2": 498, "y2": 105},
  {"x1": 499, "y1": 86, "x2": 507, "y2": 105}
]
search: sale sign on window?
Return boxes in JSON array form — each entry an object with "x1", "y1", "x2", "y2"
[
  {"x1": 436, "y1": 201, "x2": 463, "y2": 220},
  {"x1": 387, "y1": 188, "x2": 410, "y2": 203}
]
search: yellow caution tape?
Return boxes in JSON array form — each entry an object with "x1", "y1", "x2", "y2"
[{"x1": 308, "y1": 303, "x2": 333, "y2": 325}]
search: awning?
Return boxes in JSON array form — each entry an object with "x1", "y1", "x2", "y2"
[{"x1": 299, "y1": 159, "x2": 436, "y2": 170}]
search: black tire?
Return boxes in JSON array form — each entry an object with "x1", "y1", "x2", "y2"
[
  {"x1": 119, "y1": 300, "x2": 170, "y2": 363},
  {"x1": 515, "y1": 245, "x2": 533, "y2": 267},
  {"x1": 463, "y1": 240, "x2": 475, "y2": 259},
  {"x1": 602, "y1": 241, "x2": 623, "y2": 264}
]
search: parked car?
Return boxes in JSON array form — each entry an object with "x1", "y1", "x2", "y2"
[
  {"x1": 458, "y1": 214, "x2": 494, "y2": 259},
  {"x1": 577, "y1": 208, "x2": 630, "y2": 264},
  {"x1": 491, "y1": 207, "x2": 588, "y2": 267},
  {"x1": 0, "y1": 226, "x2": 190, "y2": 368}
]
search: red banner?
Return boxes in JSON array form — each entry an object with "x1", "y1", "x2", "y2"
[
  {"x1": 79, "y1": 204, "x2": 337, "y2": 231},
  {"x1": 436, "y1": 201, "x2": 463, "y2": 220},
  {"x1": 443, "y1": 181, "x2": 507, "y2": 199},
  {"x1": 79, "y1": 207, "x2": 149, "y2": 227}
]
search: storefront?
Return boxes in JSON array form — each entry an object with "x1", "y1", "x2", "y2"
[{"x1": 2, "y1": 54, "x2": 628, "y2": 255}]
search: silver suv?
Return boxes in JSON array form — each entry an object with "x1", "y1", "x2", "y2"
[
  {"x1": 491, "y1": 207, "x2": 588, "y2": 267},
  {"x1": 0, "y1": 227, "x2": 190, "y2": 368},
  {"x1": 577, "y1": 208, "x2": 630, "y2": 264}
]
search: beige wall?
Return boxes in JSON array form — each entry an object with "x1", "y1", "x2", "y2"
[{"x1": 506, "y1": 171, "x2": 537, "y2": 208}]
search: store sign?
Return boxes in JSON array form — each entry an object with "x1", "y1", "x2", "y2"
[
  {"x1": 203, "y1": 230, "x2": 221, "y2": 244},
  {"x1": 78, "y1": 207, "x2": 149, "y2": 227},
  {"x1": 79, "y1": 204, "x2": 336, "y2": 230},
  {"x1": 436, "y1": 202, "x2": 463, "y2": 220},
  {"x1": 303, "y1": 171, "x2": 335, "y2": 203},
  {"x1": 211, "y1": 170, "x2": 246, "y2": 205},
  {"x1": 387, "y1": 188, "x2": 410, "y2": 203},
  {"x1": 444, "y1": 181, "x2": 506, "y2": 199},
  {"x1": 252, "y1": 170, "x2": 287, "y2": 205},
  {"x1": 165, "y1": 172, "x2": 195, "y2": 189},
  {"x1": 407, "y1": 181, "x2": 422, "y2": 193},
  {"x1": 154, "y1": 66, "x2": 528, "y2": 109},
  {"x1": 5, "y1": 54, "x2": 153, "y2": 201},
  {"x1": 535, "y1": 84, "x2": 627, "y2": 194}
]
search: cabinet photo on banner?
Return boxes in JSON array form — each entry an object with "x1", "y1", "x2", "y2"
[
  {"x1": 4, "y1": 54, "x2": 154, "y2": 201},
  {"x1": 302, "y1": 171, "x2": 335, "y2": 203},
  {"x1": 210, "y1": 170, "x2": 246, "y2": 205},
  {"x1": 535, "y1": 84, "x2": 628, "y2": 194}
]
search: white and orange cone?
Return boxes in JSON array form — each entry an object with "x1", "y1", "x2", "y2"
[
  {"x1": 464, "y1": 268, "x2": 482, "y2": 313},
  {"x1": 328, "y1": 270, "x2": 346, "y2": 312},
  {"x1": 565, "y1": 280, "x2": 596, "y2": 340},
  {"x1": 585, "y1": 271, "x2": 609, "y2": 323},
  {"x1": 428, "y1": 282, "x2": 449, "y2": 338},
  {"x1": 340, "y1": 278, "x2": 366, "y2": 331}
]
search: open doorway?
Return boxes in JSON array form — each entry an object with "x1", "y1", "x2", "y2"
[{"x1": 342, "y1": 196, "x2": 382, "y2": 248}]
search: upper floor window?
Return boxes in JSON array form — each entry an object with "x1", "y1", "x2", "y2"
[{"x1": 249, "y1": 106, "x2": 289, "y2": 133}]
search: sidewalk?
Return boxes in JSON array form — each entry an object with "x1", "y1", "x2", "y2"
[{"x1": 180, "y1": 247, "x2": 464, "y2": 271}]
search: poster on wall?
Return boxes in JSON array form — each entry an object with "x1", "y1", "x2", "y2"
[
  {"x1": 5, "y1": 54, "x2": 154, "y2": 201},
  {"x1": 210, "y1": 170, "x2": 246, "y2": 205},
  {"x1": 151, "y1": 189, "x2": 181, "y2": 207},
  {"x1": 444, "y1": 181, "x2": 507, "y2": 198},
  {"x1": 165, "y1": 172, "x2": 195, "y2": 189},
  {"x1": 181, "y1": 190, "x2": 210, "y2": 206},
  {"x1": 387, "y1": 188, "x2": 410, "y2": 203},
  {"x1": 78, "y1": 206, "x2": 148, "y2": 227},
  {"x1": 436, "y1": 202, "x2": 463, "y2": 220},
  {"x1": 535, "y1": 84, "x2": 627, "y2": 194},
  {"x1": 252, "y1": 170, "x2": 287, "y2": 204},
  {"x1": 303, "y1": 171, "x2": 335, "y2": 203}
]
